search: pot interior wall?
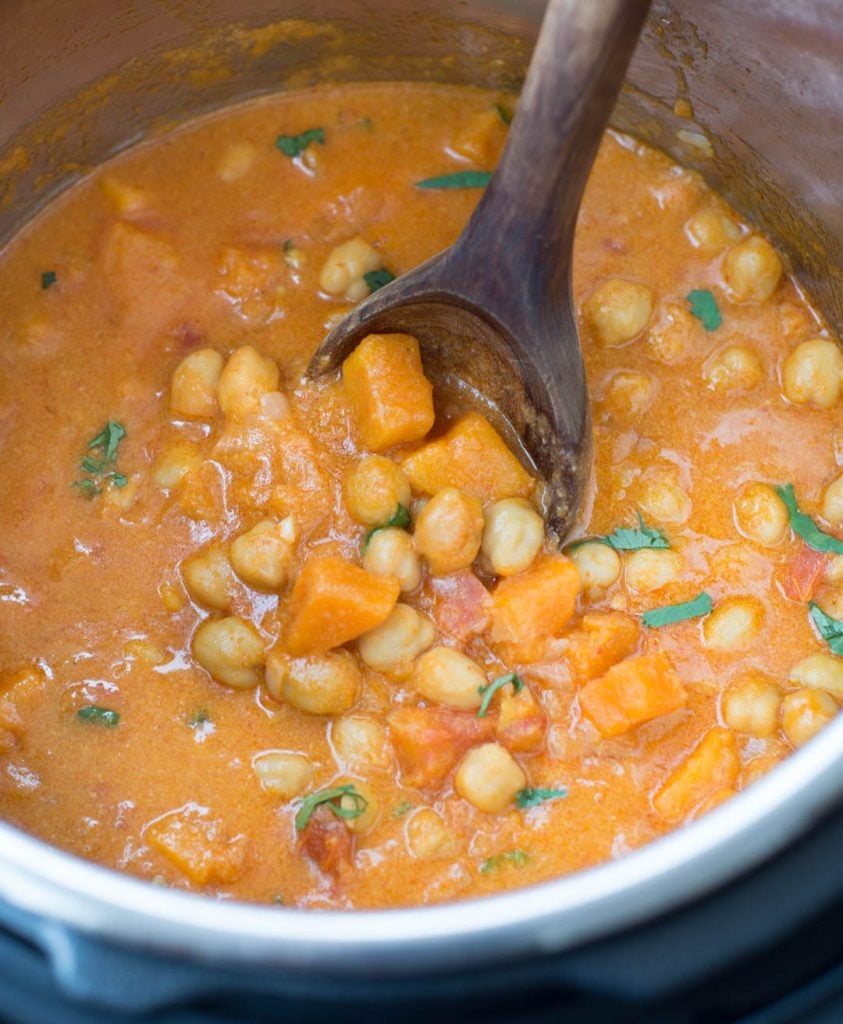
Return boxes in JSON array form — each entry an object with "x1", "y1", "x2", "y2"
[{"x1": 1, "y1": 0, "x2": 842, "y2": 336}]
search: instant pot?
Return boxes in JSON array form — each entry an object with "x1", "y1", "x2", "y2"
[{"x1": 1, "y1": 1, "x2": 843, "y2": 1020}]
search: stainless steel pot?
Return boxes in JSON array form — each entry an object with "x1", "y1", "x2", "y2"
[{"x1": 1, "y1": 0, "x2": 842, "y2": 1016}]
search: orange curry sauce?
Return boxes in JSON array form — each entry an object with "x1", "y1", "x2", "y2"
[{"x1": 0, "y1": 83, "x2": 841, "y2": 909}]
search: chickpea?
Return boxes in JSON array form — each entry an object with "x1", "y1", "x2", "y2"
[
  {"x1": 822, "y1": 474, "x2": 843, "y2": 526},
  {"x1": 788, "y1": 653, "x2": 843, "y2": 698},
  {"x1": 413, "y1": 646, "x2": 486, "y2": 710},
  {"x1": 217, "y1": 141, "x2": 258, "y2": 183},
  {"x1": 624, "y1": 549, "x2": 684, "y2": 593},
  {"x1": 570, "y1": 541, "x2": 621, "y2": 591},
  {"x1": 230, "y1": 517, "x2": 297, "y2": 591},
  {"x1": 637, "y1": 477, "x2": 691, "y2": 525},
  {"x1": 722, "y1": 235, "x2": 783, "y2": 303},
  {"x1": 702, "y1": 344, "x2": 764, "y2": 393},
  {"x1": 702, "y1": 596, "x2": 764, "y2": 651},
  {"x1": 825, "y1": 556, "x2": 843, "y2": 585},
  {"x1": 817, "y1": 590, "x2": 843, "y2": 620},
  {"x1": 332, "y1": 716, "x2": 389, "y2": 768},
  {"x1": 733, "y1": 483, "x2": 788, "y2": 546},
  {"x1": 170, "y1": 349, "x2": 224, "y2": 419},
  {"x1": 260, "y1": 391, "x2": 291, "y2": 422},
  {"x1": 722, "y1": 673, "x2": 781, "y2": 737},
  {"x1": 335, "y1": 778, "x2": 380, "y2": 834},
  {"x1": 193, "y1": 616, "x2": 265, "y2": 689},
  {"x1": 646, "y1": 303, "x2": 695, "y2": 365},
  {"x1": 454, "y1": 743, "x2": 526, "y2": 813},
  {"x1": 218, "y1": 345, "x2": 280, "y2": 419},
  {"x1": 781, "y1": 338, "x2": 843, "y2": 409},
  {"x1": 603, "y1": 370, "x2": 656, "y2": 418},
  {"x1": 584, "y1": 278, "x2": 654, "y2": 347},
  {"x1": 414, "y1": 487, "x2": 484, "y2": 576},
  {"x1": 124, "y1": 638, "x2": 167, "y2": 667},
  {"x1": 181, "y1": 546, "x2": 238, "y2": 611},
  {"x1": 99, "y1": 174, "x2": 149, "y2": 214},
  {"x1": 344, "y1": 456, "x2": 411, "y2": 526},
  {"x1": 781, "y1": 688, "x2": 838, "y2": 748},
  {"x1": 319, "y1": 236, "x2": 381, "y2": 300},
  {"x1": 357, "y1": 604, "x2": 435, "y2": 674},
  {"x1": 153, "y1": 442, "x2": 201, "y2": 490},
  {"x1": 685, "y1": 208, "x2": 741, "y2": 251},
  {"x1": 252, "y1": 751, "x2": 313, "y2": 799},
  {"x1": 265, "y1": 649, "x2": 360, "y2": 715},
  {"x1": 481, "y1": 499, "x2": 544, "y2": 577},
  {"x1": 406, "y1": 808, "x2": 459, "y2": 860},
  {"x1": 363, "y1": 528, "x2": 422, "y2": 593}
]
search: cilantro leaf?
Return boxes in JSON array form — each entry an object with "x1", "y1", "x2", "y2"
[
  {"x1": 362, "y1": 503, "x2": 411, "y2": 552},
  {"x1": 416, "y1": 170, "x2": 493, "y2": 190},
  {"x1": 88, "y1": 421, "x2": 126, "y2": 463},
  {"x1": 687, "y1": 289, "x2": 722, "y2": 331},
  {"x1": 809, "y1": 602, "x2": 843, "y2": 655},
  {"x1": 515, "y1": 787, "x2": 567, "y2": 809},
  {"x1": 276, "y1": 127, "x2": 325, "y2": 159},
  {"x1": 478, "y1": 672, "x2": 523, "y2": 718},
  {"x1": 642, "y1": 592, "x2": 713, "y2": 628},
  {"x1": 776, "y1": 484, "x2": 843, "y2": 555},
  {"x1": 573, "y1": 513, "x2": 670, "y2": 552},
  {"x1": 77, "y1": 706, "x2": 120, "y2": 727},
  {"x1": 41, "y1": 270, "x2": 57, "y2": 290},
  {"x1": 495, "y1": 103, "x2": 512, "y2": 125},
  {"x1": 480, "y1": 849, "x2": 529, "y2": 873},
  {"x1": 363, "y1": 268, "x2": 395, "y2": 293},
  {"x1": 295, "y1": 784, "x2": 368, "y2": 831}
]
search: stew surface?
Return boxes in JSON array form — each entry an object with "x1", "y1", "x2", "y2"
[{"x1": 1, "y1": 82, "x2": 842, "y2": 910}]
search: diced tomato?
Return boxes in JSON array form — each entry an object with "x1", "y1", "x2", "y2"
[
  {"x1": 299, "y1": 808, "x2": 353, "y2": 880},
  {"x1": 429, "y1": 571, "x2": 491, "y2": 644},
  {"x1": 388, "y1": 706, "x2": 494, "y2": 789},
  {"x1": 781, "y1": 542, "x2": 828, "y2": 602}
]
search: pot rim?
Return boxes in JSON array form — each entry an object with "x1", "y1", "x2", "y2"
[{"x1": 1, "y1": 710, "x2": 841, "y2": 975}]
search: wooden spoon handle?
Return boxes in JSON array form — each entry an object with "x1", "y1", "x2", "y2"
[{"x1": 452, "y1": 0, "x2": 651, "y2": 306}]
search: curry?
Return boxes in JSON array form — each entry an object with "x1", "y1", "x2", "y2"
[{"x1": 0, "y1": 82, "x2": 841, "y2": 910}]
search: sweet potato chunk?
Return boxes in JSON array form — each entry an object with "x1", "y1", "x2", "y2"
[
  {"x1": 342, "y1": 333, "x2": 434, "y2": 450},
  {"x1": 488, "y1": 554, "x2": 581, "y2": 663},
  {"x1": 144, "y1": 805, "x2": 246, "y2": 885},
  {"x1": 579, "y1": 652, "x2": 687, "y2": 738},
  {"x1": 400, "y1": 412, "x2": 534, "y2": 503},
  {"x1": 284, "y1": 556, "x2": 399, "y2": 655},
  {"x1": 496, "y1": 686, "x2": 546, "y2": 753},
  {"x1": 564, "y1": 612, "x2": 641, "y2": 683},
  {"x1": 654, "y1": 728, "x2": 740, "y2": 823},
  {"x1": 388, "y1": 706, "x2": 494, "y2": 789}
]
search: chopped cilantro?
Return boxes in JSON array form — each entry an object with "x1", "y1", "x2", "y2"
[
  {"x1": 189, "y1": 709, "x2": 211, "y2": 728},
  {"x1": 776, "y1": 484, "x2": 843, "y2": 555},
  {"x1": 359, "y1": 117, "x2": 374, "y2": 131},
  {"x1": 573, "y1": 513, "x2": 670, "y2": 552},
  {"x1": 416, "y1": 170, "x2": 493, "y2": 189},
  {"x1": 295, "y1": 784, "x2": 368, "y2": 831},
  {"x1": 363, "y1": 268, "x2": 395, "y2": 293},
  {"x1": 41, "y1": 270, "x2": 57, "y2": 290},
  {"x1": 809, "y1": 602, "x2": 843, "y2": 655},
  {"x1": 88, "y1": 420, "x2": 126, "y2": 463},
  {"x1": 77, "y1": 706, "x2": 120, "y2": 727},
  {"x1": 392, "y1": 800, "x2": 413, "y2": 818},
  {"x1": 276, "y1": 127, "x2": 325, "y2": 159},
  {"x1": 495, "y1": 103, "x2": 512, "y2": 125},
  {"x1": 362, "y1": 503, "x2": 411, "y2": 552},
  {"x1": 480, "y1": 849, "x2": 529, "y2": 873},
  {"x1": 75, "y1": 421, "x2": 127, "y2": 499},
  {"x1": 478, "y1": 672, "x2": 523, "y2": 718},
  {"x1": 687, "y1": 288, "x2": 722, "y2": 331},
  {"x1": 642, "y1": 592, "x2": 713, "y2": 628},
  {"x1": 515, "y1": 787, "x2": 567, "y2": 809},
  {"x1": 273, "y1": 894, "x2": 284, "y2": 905}
]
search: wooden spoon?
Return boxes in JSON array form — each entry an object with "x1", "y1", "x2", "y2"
[{"x1": 308, "y1": 0, "x2": 651, "y2": 538}]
